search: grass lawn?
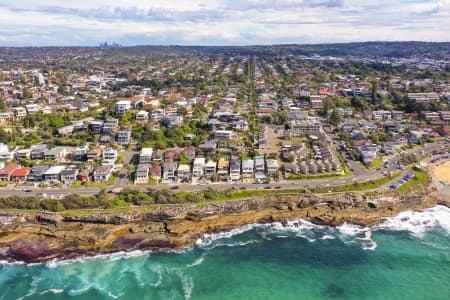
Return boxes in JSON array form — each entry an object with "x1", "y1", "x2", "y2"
[
  {"x1": 368, "y1": 158, "x2": 383, "y2": 170},
  {"x1": 287, "y1": 172, "x2": 345, "y2": 181},
  {"x1": 310, "y1": 172, "x2": 401, "y2": 194},
  {"x1": 70, "y1": 181, "x2": 84, "y2": 188},
  {"x1": 211, "y1": 188, "x2": 306, "y2": 202},
  {"x1": 85, "y1": 174, "x2": 118, "y2": 188}
]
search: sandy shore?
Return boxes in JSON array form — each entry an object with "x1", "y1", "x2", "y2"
[{"x1": 433, "y1": 161, "x2": 450, "y2": 184}]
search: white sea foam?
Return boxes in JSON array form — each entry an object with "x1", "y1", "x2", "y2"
[
  {"x1": 17, "y1": 276, "x2": 41, "y2": 300},
  {"x1": 337, "y1": 223, "x2": 369, "y2": 236},
  {"x1": 178, "y1": 270, "x2": 194, "y2": 300},
  {"x1": 149, "y1": 264, "x2": 164, "y2": 287},
  {"x1": 41, "y1": 250, "x2": 152, "y2": 268},
  {"x1": 195, "y1": 223, "x2": 258, "y2": 247},
  {"x1": 375, "y1": 205, "x2": 450, "y2": 238},
  {"x1": 40, "y1": 288, "x2": 64, "y2": 295},
  {"x1": 3, "y1": 206, "x2": 449, "y2": 268},
  {"x1": 186, "y1": 256, "x2": 205, "y2": 268}
]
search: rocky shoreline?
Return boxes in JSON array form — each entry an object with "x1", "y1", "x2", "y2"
[{"x1": 0, "y1": 185, "x2": 448, "y2": 264}]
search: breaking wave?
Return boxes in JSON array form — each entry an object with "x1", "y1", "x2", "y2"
[{"x1": 195, "y1": 205, "x2": 450, "y2": 252}]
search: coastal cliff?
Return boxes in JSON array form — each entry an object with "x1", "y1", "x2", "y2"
[{"x1": 0, "y1": 188, "x2": 448, "y2": 264}]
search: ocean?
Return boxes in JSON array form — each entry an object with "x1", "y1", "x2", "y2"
[{"x1": 1, "y1": 205, "x2": 449, "y2": 300}]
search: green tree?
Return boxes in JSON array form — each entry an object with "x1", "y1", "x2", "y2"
[{"x1": 328, "y1": 109, "x2": 342, "y2": 126}]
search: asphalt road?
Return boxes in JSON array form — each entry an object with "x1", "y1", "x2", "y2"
[{"x1": 2, "y1": 141, "x2": 448, "y2": 198}]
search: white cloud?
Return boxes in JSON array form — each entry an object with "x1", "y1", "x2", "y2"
[{"x1": 0, "y1": 0, "x2": 448, "y2": 45}]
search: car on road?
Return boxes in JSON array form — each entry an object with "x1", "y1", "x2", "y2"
[
  {"x1": 170, "y1": 185, "x2": 179, "y2": 190},
  {"x1": 24, "y1": 189, "x2": 32, "y2": 193},
  {"x1": 239, "y1": 186, "x2": 247, "y2": 190},
  {"x1": 264, "y1": 186, "x2": 271, "y2": 189},
  {"x1": 275, "y1": 186, "x2": 282, "y2": 189}
]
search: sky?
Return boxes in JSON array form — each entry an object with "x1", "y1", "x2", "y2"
[{"x1": 0, "y1": 0, "x2": 448, "y2": 46}]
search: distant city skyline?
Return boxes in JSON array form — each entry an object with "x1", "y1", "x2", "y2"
[{"x1": 0, "y1": 0, "x2": 449, "y2": 46}]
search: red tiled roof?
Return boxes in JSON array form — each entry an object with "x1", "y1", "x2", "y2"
[
  {"x1": 11, "y1": 167, "x2": 30, "y2": 177},
  {"x1": 0, "y1": 164, "x2": 20, "y2": 175}
]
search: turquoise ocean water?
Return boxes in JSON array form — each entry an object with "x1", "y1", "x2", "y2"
[{"x1": 1, "y1": 205, "x2": 449, "y2": 300}]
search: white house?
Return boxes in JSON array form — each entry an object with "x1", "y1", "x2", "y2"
[
  {"x1": 116, "y1": 100, "x2": 132, "y2": 114},
  {"x1": 139, "y1": 148, "x2": 153, "y2": 164},
  {"x1": 192, "y1": 157, "x2": 206, "y2": 177},
  {"x1": 102, "y1": 147, "x2": 118, "y2": 165}
]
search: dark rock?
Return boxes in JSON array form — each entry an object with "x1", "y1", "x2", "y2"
[{"x1": 367, "y1": 202, "x2": 377, "y2": 209}]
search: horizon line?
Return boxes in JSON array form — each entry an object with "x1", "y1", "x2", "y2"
[{"x1": 1, "y1": 40, "x2": 450, "y2": 48}]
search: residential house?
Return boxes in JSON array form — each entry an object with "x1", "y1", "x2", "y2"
[
  {"x1": 93, "y1": 165, "x2": 113, "y2": 182},
  {"x1": 423, "y1": 111, "x2": 441, "y2": 121},
  {"x1": 0, "y1": 112, "x2": 13, "y2": 124},
  {"x1": 163, "y1": 162, "x2": 178, "y2": 182},
  {"x1": 77, "y1": 169, "x2": 91, "y2": 183},
  {"x1": 10, "y1": 167, "x2": 30, "y2": 183},
  {"x1": 57, "y1": 125, "x2": 75, "y2": 135},
  {"x1": 117, "y1": 130, "x2": 132, "y2": 146},
  {"x1": 163, "y1": 114, "x2": 183, "y2": 128},
  {"x1": 60, "y1": 169, "x2": 79, "y2": 185},
  {"x1": 406, "y1": 93, "x2": 439, "y2": 103},
  {"x1": 71, "y1": 145, "x2": 89, "y2": 161},
  {"x1": 192, "y1": 157, "x2": 206, "y2": 177},
  {"x1": 299, "y1": 161, "x2": 309, "y2": 174},
  {"x1": 254, "y1": 156, "x2": 266, "y2": 182},
  {"x1": 13, "y1": 107, "x2": 27, "y2": 120},
  {"x1": 229, "y1": 158, "x2": 241, "y2": 182},
  {"x1": 0, "y1": 143, "x2": 13, "y2": 161},
  {"x1": 217, "y1": 158, "x2": 229, "y2": 180},
  {"x1": 214, "y1": 130, "x2": 234, "y2": 140},
  {"x1": 183, "y1": 146, "x2": 196, "y2": 160},
  {"x1": 139, "y1": 148, "x2": 153, "y2": 164},
  {"x1": 284, "y1": 162, "x2": 299, "y2": 175},
  {"x1": 43, "y1": 166, "x2": 66, "y2": 184},
  {"x1": 391, "y1": 111, "x2": 404, "y2": 121},
  {"x1": 177, "y1": 164, "x2": 191, "y2": 182},
  {"x1": 89, "y1": 120, "x2": 104, "y2": 134},
  {"x1": 0, "y1": 163, "x2": 20, "y2": 181},
  {"x1": 287, "y1": 117, "x2": 321, "y2": 137},
  {"x1": 204, "y1": 160, "x2": 216, "y2": 179},
  {"x1": 45, "y1": 147, "x2": 67, "y2": 162},
  {"x1": 28, "y1": 165, "x2": 50, "y2": 182},
  {"x1": 136, "y1": 110, "x2": 149, "y2": 123},
  {"x1": 357, "y1": 145, "x2": 378, "y2": 166},
  {"x1": 102, "y1": 118, "x2": 119, "y2": 134},
  {"x1": 164, "y1": 149, "x2": 180, "y2": 163},
  {"x1": 15, "y1": 149, "x2": 31, "y2": 160},
  {"x1": 310, "y1": 95, "x2": 324, "y2": 109},
  {"x1": 116, "y1": 100, "x2": 132, "y2": 114},
  {"x1": 199, "y1": 141, "x2": 217, "y2": 153},
  {"x1": 440, "y1": 111, "x2": 450, "y2": 121},
  {"x1": 152, "y1": 149, "x2": 164, "y2": 163},
  {"x1": 102, "y1": 147, "x2": 118, "y2": 165},
  {"x1": 151, "y1": 109, "x2": 165, "y2": 124},
  {"x1": 407, "y1": 131, "x2": 426, "y2": 144},
  {"x1": 266, "y1": 159, "x2": 279, "y2": 175},
  {"x1": 135, "y1": 164, "x2": 150, "y2": 184},
  {"x1": 241, "y1": 159, "x2": 254, "y2": 178},
  {"x1": 87, "y1": 148, "x2": 102, "y2": 162},
  {"x1": 149, "y1": 166, "x2": 162, "y2": 181},
  {"x1": 30, "y1": 144, "x2": 49, "y2": 160}
]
